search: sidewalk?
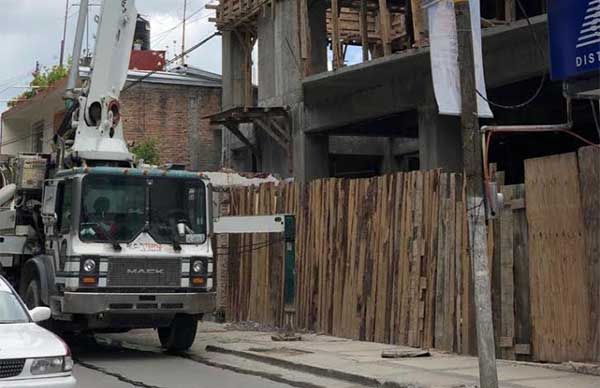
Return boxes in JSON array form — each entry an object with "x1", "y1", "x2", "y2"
[{"x1": 107, "y1": 322, "x2": 600, "y2": 388}]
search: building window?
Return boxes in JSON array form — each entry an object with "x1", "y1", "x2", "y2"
[{"x1": 31, "y1": 120, "x2": 44, "y2": 153}]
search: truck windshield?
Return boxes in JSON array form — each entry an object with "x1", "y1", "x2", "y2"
[
  {"x1": 79, "y1": 175, "x2": 206, "y2": 244},
  {"x1": 148, "y1": 179, "x2": 207, "y2": 245},
  {"x1": 80, "y1": 175, "x2": 146, "y2": 242}
]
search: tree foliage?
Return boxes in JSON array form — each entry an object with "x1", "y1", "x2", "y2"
[
  {"x1": 131, "y1": 137, "x2": 161, "y2": 165},
  {"x1": 8, "y1": 64, "x2": 69, "y2": 106}
]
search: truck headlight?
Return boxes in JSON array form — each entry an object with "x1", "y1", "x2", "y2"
[
  {"x1": 192, "y1": 260, "x2": 204, "y2": 274},
  {"x1": 83, "y1": 258, "x2": 96, "y2": 273},
  {"x1": 30, "y1": 356, "x2": 71, "y2": 375}
]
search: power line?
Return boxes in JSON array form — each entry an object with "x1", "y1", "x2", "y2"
[
  {"x1": 475, "y1": 0, "x2": 547, "y2": 110},
  {"x1": 150, "y1": 0, "x2": 213, "y2": 48},
  {"x1": 122, "y1": 32, "x2": 220, "y2": 92},
  {"x1": 150, "y1": 8, "x2": 205, "y2": 47}
]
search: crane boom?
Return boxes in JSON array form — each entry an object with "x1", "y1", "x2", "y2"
[{"x1": 67, "y1": 0, "x2": 137, "y2": 164}]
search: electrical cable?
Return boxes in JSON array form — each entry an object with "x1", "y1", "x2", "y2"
[
  {"x1": 591, "y1": 100, "x2": 600, "y2": 142},
  {"x1": 475, "y1": 0, "x2": 547, "y2": 110},
  {"x1": 216, "y1": 238, "x2": 285, "y2": 256},
  {"x1": 150, "y1": 0, "x2": 212, "y2": 48},
  {"x1": 122, "y1": 32, "x2": 220, "y2": 92}
]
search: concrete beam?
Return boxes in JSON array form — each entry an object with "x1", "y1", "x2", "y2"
[{"x1": 303, "y1": 15, "x2": 548, "y2": 133}]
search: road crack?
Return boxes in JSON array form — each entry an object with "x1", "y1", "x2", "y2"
[{"x1": 74, "y1": 358, "x2": 169, "y2": 388}]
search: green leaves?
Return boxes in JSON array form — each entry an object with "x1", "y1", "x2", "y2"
[
  {"x1": 131, "y1": 137, "x2": 160, "y2": 165},
  {"x1": 9, "y1": 64, "x2": 69, "y2": 106}
]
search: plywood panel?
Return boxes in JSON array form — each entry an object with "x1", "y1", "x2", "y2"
[
  {"x1": 578, "y1": 146, "x2": 600, "y2": 361},
  {"x1": 525, "y1": 152, "x2": 590, "y2": 362}
]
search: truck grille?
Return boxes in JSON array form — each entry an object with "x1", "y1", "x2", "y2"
[
  {"x1": 107, "y1": 258, "x2": 181, "y2": 287},
  {"x1": 0, "y1": 358, "x2": 25, "y2": 378}
]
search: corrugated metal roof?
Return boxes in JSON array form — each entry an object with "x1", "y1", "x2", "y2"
[{"x1": 79, "y1": 66, "x2": 222, "y2": 88}]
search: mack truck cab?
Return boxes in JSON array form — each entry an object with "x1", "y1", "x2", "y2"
[
  {"x1": 0, "y1": 155, "x2": 216, "y2": 351},
  {"x1": 44, "y1": 166, "x2": 214, "y2": 349},
  {"x1": 0, "y1": 0, "x2": 216, "y2": 351}
]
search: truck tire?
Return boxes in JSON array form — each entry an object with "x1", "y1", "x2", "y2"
[
  {"x1": 23, "y1": 277, "x2": 42, "y2": 310},
  {"x1": 158, "y1": 314, "x2": 197, "y2": 351}
]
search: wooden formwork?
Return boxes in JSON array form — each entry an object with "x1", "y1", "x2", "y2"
[
  {"x1": 220, "y1": 170, "x2": 476, "y2": 354},
  {"x1": 217, "y1": 147, "x2": 600, "y2": 362}
]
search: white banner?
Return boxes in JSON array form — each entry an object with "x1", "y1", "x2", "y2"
[{"x1": 424, "y1": 0, "x2": 493, "y2": 118}]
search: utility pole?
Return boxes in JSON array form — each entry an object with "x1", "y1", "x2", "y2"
[
  {"x1": 60, "y1": 0, "x2": 70, "y2": 67},
  {"x1": 454, "y1": 1, "x2": 499, "y2": 388},
  {"x1": 181, "y1": 0, "x2": 187, "y2": 65}
]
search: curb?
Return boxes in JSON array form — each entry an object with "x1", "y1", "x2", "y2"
[
  {"x1": 97, "y1": 336, "x2": 326, "y2": 388},
  {"x1": 206, "y1": 344, "x2": 427, "y2": 388}
]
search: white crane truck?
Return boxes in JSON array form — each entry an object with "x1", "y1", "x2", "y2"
[{"x1": 0, "y1": 0, "x2": 215, "y2": 351}]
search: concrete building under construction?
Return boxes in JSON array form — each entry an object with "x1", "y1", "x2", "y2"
[{"x1": 206, "y1": 0, "x2": 599, "y2": 183}]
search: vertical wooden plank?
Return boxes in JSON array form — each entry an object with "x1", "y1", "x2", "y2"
[
  {"x1": 359, "y1": 0, "x2": 369, "y2": 61},
  {"x1": 525, "y1": 152, "x2": 590, "y2": 362},
  {"x1": 512, "y1": 183, "x2": 531, "y2": 360},
  {"x1": 434, "y1": 173, "x2": 448, "y2": 350},
  {"x1": 455, "y1": 194, "x2": 463, "y2": 354},
  {"x1": 491, "y1": 170, "x2": 505, "y2": 352},
  {"x1": 377, "y1": 0, "x2": 392, "y2": 55},
  {"x1": 424, "y1": 170, "x2": 439, "y2": 349},
  {"x1": 500, "y1": 185, "x2": 515, "y2": 359},
  {"x1": 398, "y1": 173, "x2": 413, "y2": 344},
  {"x1": 298, "y1": 0, "x2": 312, "y2": 76},
  {"x1": 578, "y1": 146, "x2": 600, "y2": 361},
  {"x1": 408, "y1": 173, "x2": 424, "y2": 347},
  {"x1": 410, "y1": 0, "x2": 426, "y2": 47},
  {"x1": 505, "y1": 0, "x2": 516, "y2": 22},
  {"x1": 331, "y1": 0, "x2": 342, "y2": 69},
  {"x1": 444, "y1": 174, "x2": 456, "y2": 352}
]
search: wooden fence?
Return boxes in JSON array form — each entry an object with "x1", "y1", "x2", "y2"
[
  {"x1": 218, "y1": 146, "x2": 600, "y2": 362},
  {"x1": 221, "y1": 171, "x2": 476, "y2": 354},
  {"x1": 524, "y1": 147, "x2": 600, "y2": 363}
]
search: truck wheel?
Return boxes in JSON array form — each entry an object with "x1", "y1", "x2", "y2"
[
  {"x1": 158, "y1": 314, "x2": 197, "y2": 351},
  {"x1": 23, "y1": 277, "x2": 42, "y2": 309}
]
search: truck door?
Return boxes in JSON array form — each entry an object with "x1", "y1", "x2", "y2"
[{"x1": 43, "y1": 179, "x2": 73, "y2": 272}]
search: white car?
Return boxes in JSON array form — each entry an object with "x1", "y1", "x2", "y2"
[{"x1": 0, "y1": 276, "x2": 76, "y2": 388}]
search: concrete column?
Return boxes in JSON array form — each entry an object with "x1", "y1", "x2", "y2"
[
  {"x1": 273, "y1": 0, "x2": 303, "y2": 105},
  {"x1": 418, "y1": 104, "x2": 463, "y2": 172},
  {"x1": 292, "y1": 104, "x2": 329, "y2": 182},
  {"x1": 308, "y1": 0, "x2": 328, "y2": 75},
  {"x1": 257, "y1": 10, "x2": 276, "y2": 106},
  {"x1": 256, "y1": 1, "x2": 330, "y2": 180},
  {"x1": 381, "y1": 137, "x2": 399, "y2": 174},
  {"x1": 221, "y1": 31, "x2": 246, "y2": 109}
]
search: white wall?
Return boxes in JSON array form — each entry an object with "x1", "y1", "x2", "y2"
[{"x1": 1, "y1": 93, "x2": 64, "y2": 155}]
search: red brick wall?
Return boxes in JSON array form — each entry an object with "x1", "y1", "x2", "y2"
[{"x1": 120, "y1": 82, "x2": 222, "y2": 171}]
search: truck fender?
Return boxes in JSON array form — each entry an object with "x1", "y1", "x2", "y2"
[{"x1": 22, "y1": 255, "x2": 56, "y2": 306}]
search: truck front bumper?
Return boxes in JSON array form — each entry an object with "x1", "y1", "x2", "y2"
[{"x1": 60, "y1": 291, "x2": 216, "y2": 315}]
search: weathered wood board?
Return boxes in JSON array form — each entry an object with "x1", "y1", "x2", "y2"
[
  {"x1": 221, "y1": 171, "x2": 473, "y2": 354},
  {"x1": 525, "y1": 152, "x2": 590, "y2": 362},
  {"x1": 578, "y1": 146, "x2": 600, "y2": 361}
]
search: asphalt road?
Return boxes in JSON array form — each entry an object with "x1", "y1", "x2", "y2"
[{"x1": 68, "y1": 336, "x2": 292, "y2": 388}]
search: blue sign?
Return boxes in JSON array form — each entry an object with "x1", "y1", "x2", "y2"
[{"x1": 548, "y1": 0, "x2": 600, "y2": 80}]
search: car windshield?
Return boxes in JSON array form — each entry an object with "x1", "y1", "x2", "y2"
[
  {"x1": 0, "y1": 291, "x2": 29, "y2": 324},
  {"x1": 80, "y1": 175, "x2": 146, "y2": 242},
  {"x1": 79, "y1": 174, "x2": 207, "y2": 244},
  {"x1": 148, "y1": 179, "x2": 207, "y2": 244}
]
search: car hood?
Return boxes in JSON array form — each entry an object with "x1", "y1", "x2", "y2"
[{"x1": 0, "y1": 323, "x2": 66, "y2": 359}]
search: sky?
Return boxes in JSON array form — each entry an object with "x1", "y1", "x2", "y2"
[{"x1": 0, "y1": 0, "x2": 222, "y2": 113}]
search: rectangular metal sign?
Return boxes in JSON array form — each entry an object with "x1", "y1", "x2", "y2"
[{"x1": 548, "y1": 0, "x2": 600, "y2": 80}]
